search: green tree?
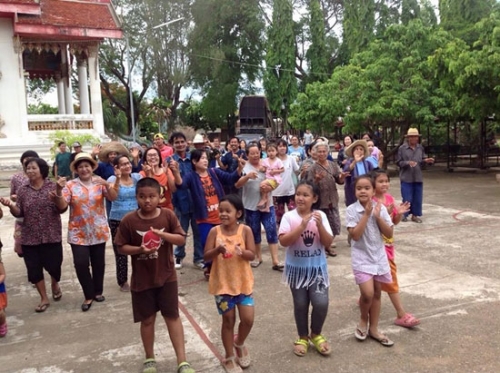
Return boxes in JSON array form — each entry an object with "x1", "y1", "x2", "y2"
[
  {"x1": 419, "y1": 0, "x2": 438, "y2": 27},
  {"x1": 401, "y1": 0, "x2": 420, "y2": 25},
  {"x1": 342, "y1": 0, "x2": 376, "y2": 60},
  {"x1": 48, "y1": 131, "x2": 100, "y2": 159},
  {"x1": 439, "y1": 0, "x2": 496, "y2": 44},
  {"x1": 100, "y1": 0, "x2": 190, "y2": 137},
  {"x1": 305, "y1": 0, "x2": 329, "y2": 83},
  {"x1": 189, "y1": 0, "x2": 263, "y2": 127},
  {"x1": 263, "y1": 0, "x2": 298, "y2": 126},
  {"x1": 292, "y1": 20, "x2": 459, "y2": 153},
  {"x1": 27, "y1": 103, "x2": 58, "y2": 115}
]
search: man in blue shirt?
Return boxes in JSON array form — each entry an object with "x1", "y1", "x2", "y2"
[
  {"x1": 168, "y1": 132, "x2": 203, "y2": 270},
  {"x1": 220, "y1": 136, "x2": 247, "y2": 194}
]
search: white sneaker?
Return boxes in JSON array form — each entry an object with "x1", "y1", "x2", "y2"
[
  {"x1": 175, "y1": 258, "x2": 183, "y2": 270},
  {"x1": 193, "y1": 261, "x2": 204, "y2": 270}
]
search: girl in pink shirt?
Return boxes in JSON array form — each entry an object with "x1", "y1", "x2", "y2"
[{"x1": 372, "y1": 170, "x2": 420, "y2": 328}]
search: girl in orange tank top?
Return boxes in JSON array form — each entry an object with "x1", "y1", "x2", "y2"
[{"x1": 204, "y1": 194, "x2": 256, "y2": 372}]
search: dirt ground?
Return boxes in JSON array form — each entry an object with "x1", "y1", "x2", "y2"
[{"x1": 0, "y1": 165, "x2": 499, "y2": 373}]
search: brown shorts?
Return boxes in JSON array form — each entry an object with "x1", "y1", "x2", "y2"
[
  {"x1": 381, "y1": 258, "x2": 399, "y2": 293},
  {"x1": 131, "y1": 281, "x2": 179, "y2": 323}
]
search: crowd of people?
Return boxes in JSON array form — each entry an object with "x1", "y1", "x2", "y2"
[{"x1": 0, "y1": 127, "x2": 434, "y2": 373}]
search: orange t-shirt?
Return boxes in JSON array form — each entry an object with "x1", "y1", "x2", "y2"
[
  {"x1": 208, "y1": 225, "x2": 254, "y2": 296},
  {"x1": 199, "y1": 174, "x2": 221, "y2": 224},
  {"x1": 139, "y1": 169, "x2": 174, "y2": 210}
]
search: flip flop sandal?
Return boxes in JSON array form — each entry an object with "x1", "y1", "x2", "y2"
[
  {"x1": 369, "y1": 334, "x2": 394, "y2": 347},
  {"x1": 354, "y1": 326, "x2": 368, "y2": 341},
  {"x1": 177, "y1": 361, "x2": 195, "y2": 373},
  {"x1": 234, "y1": 336, "x2": 251, "y2": 368},
  {"x1": 272, "y1": 263, "x2": 284, "y2": 271},
  {"x1": 222, "y1": 356, "x2": 242, "y2": 373},
  {"x1": 52, "y1": 288, "x2": 62, "y2": 301},
  {"x1": 411, "y1": 216, "x2": 423, "y2": 223},
  {"x1": 394, "y1": 313, "x2": 421, "y2": 328},
  {"x1": 326, "y1": 250, "x2": 337, "y2": 257},
  {"x1": 293, "y1": 338, "x2": 309, "y2": 357},
  {"x1": 35, "y1": 303, "x2": 50, "y2": 313},
  {"x1": 143, "y1": 358, "x2": 157, "y2": 373},
  {"x1": 310, "y1": 334, "x2": 331, "y2": 356},
  {"x1": 250, "y1": 260, "x2": 263, "y2": 268}
]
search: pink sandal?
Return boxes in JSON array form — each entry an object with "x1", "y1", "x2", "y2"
[{"x1": 394, "y1": 313, "x2": 420, "y2": 328}]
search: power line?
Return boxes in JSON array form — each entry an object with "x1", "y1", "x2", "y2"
[{"x1": 191, "y1": 53, "x2": 332, "y2": 78}]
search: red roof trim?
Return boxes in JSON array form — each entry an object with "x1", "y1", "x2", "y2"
[
  {"x1": 14, "y1": 23, "x2": 123, "y2": 39},
  {"x1": 0, "y1": 3, "x2": 41, "y2": 15}
]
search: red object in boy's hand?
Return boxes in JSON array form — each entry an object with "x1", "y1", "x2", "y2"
[
  {"x1": 223, "y1": 252, "x2": 233, "y2": 259},
  {"x1": 143, "y1": 230, "x2": 161, "y2": 250}
]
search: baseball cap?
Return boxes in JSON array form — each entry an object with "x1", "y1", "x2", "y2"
[
  {"x1": 154, "y1": 133, "x2": 164, "y2": 140},
  {"x1": 72, "y1": 141, "x2": 82, "y2": 147}
]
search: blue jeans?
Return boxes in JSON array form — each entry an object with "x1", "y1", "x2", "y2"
[
  {"x1": 174, "y1": 209, "x2": 203, "y2": 263},
  {"x1": 400, "y1": 181, "x2": 423, "y2": 217}
]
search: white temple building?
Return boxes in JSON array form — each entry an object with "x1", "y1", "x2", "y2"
[{"x1": 0, "y1": 0, "x2": 122, "y2": 165}]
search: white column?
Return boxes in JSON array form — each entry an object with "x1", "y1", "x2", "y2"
[
  {"x1": 87, "y1": 44, "x2": 105, "y2": 135},
  {"x1": 0, "y1": 24, "x2": 28, "y2": 139},
  {"x1": 55, "y1": 72, "x2": 66, "y2": 114},
  {"x1": 77, "y1": 56, "x2": 90, "y2": 114},
  {"x1": 61, "y1": 44, "x2": 74, "y2": 114}
]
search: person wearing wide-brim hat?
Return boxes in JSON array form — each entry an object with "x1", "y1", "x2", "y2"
[
  {"x1": 70, "y1": 152, "x2": 98, "y2": 174},
  {"x1": 342, "y1": 139, "x2": 376, "y2": 207},
  {"x1": 396, "y1": 128, "x2": 435, "y2": 223},
  {"x1": 93, "y1": 142, "x2": 130, "y2": 218},
  {"x1": 60, "y1": 152, "x2": 118, "y2": 312}
]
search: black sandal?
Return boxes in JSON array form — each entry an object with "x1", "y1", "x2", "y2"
[{"x1": 272, "y1": 264, "x2": 284, "y2": 271}]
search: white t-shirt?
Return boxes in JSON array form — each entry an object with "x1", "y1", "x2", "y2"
[
  {"x1": 303, "y1": 133, "x2": 313, "y2": 145},
  {"x1": 272, "y1": 155, "x2": 299, "y2": 197},
  {"x1": 241, "y1": 162, "x2": 271, "y2": 211}
]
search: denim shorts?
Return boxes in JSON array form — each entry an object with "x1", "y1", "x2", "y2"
[{"x1": 214, "y1": 293, "x2": 254, "y2": 315}]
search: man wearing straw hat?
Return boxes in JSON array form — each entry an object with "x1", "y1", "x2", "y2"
[
  {"x1": 94, "y1": 142, "x2": 130, "y2": 218},
  {"x1": 396, "y1": 128, "x2": 435, "y2": 223}
]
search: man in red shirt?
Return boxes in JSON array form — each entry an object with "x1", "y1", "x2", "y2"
[{"x1": 153, "y1": 133, "x2": 173, "y2": 162}]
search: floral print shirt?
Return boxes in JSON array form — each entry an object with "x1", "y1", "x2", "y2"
[
  {"x1": 15, "y1": 179, "x2": 63, "y2": 245},
  {"x1": 62, "y1": 178, "x2": 110, "y2": 245}
]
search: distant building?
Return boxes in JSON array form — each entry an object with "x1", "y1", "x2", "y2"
[{"x1": 0, "y1": 0, "x2": 122, "y2": 165}]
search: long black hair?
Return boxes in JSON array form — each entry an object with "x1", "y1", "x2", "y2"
[{"x1": 295, "y1": 180, "x2": 321, "y2": 210}]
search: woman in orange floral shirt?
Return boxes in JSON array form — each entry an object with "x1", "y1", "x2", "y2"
[{"x1": 60, "y1": 153, "x2": 118, "y2": 312}]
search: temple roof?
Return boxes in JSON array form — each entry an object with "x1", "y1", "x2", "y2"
[{"x1": 0, "y1": 0, "x2": 122, "y2": 40}]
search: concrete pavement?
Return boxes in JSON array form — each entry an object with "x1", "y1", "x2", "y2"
[{"x1": 0, "y1": 167, "x2": 499, "y2": 372}]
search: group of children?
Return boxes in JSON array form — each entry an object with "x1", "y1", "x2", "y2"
[{"x1": 0, "y1": 163, "x2": 419, "y2": 373}]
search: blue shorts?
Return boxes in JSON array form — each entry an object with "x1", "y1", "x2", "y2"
[
  {"x1": 245, "y1": 207, "x2": 278, "y2": 244},
  {"x1": 215, "y1": 293, "x2": 254, "y2": 315}
]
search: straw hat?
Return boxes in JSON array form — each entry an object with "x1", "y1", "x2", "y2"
[
  {"x1": 70, "y1": 153, "x2": 98, "y2": 173},
  {"x1": 345, "y1": 139, "x2": 370, "y2": 158},
  {"x1": 98, "y1": 141, "x2": 129, "y2": 162},
  {"x1": 405, "y1": 128, "x2": 421, "y2": 137},
  {"x1": 192, "y1": 134, "x2": 205, "y2": 144}
]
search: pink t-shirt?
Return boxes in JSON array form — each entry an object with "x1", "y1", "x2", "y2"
[
  {"x1": 261, "y1": 157, "x2": 283, "y2": 184},
  {"x1": 373, "y1": 193, "x2": 397, "y2": 260}
]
